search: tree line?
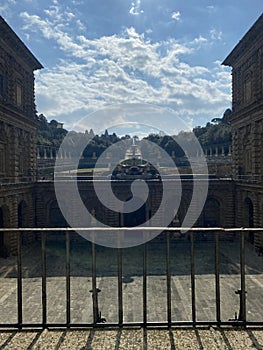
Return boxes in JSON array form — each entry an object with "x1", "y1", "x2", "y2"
[{"x1": 37, "y1": 109, "x2": 232, "y2": 158}]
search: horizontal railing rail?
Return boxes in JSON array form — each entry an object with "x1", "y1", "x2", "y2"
[{"x1": 0, "y1": 227, "x2": 262, "y2": 329}]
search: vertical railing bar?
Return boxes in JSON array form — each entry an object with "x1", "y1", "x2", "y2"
[
  {"x1": 66, "y1": 231, "x2": 71, "y2": 326},
  {"x1": 215, "y1": 231, "x2": 221, "y2": 324},
  {"x1": 190, "y1": 231, "x2": 196, "y2": 325},
  {"x1": 41, "y1": 231, "x2": 47, "y2": 327},
  {"x1": 17, "y1": 231, "x2": 22, "y2": 328},
  {"x1": 91, "y1": 241, "x2": 98, "y2": 324},
  {"x1": 117, "y1": 248, "x2": 123, "y2": 325},
  {"x1": 143, "y1": 243, "x2": 147, "y2": 326},
  {"x1": 166, "y1": 231, "x2": 172, "y2": 325},
  {"x1": 240, "y1": 230, "x2": 246, "y2": 323}
]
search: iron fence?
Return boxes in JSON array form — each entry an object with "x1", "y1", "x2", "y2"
[{"x1": 0, "y1": 227, "x2": 262, "y2": 329}]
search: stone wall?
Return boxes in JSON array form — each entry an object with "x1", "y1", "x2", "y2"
[
  {"x1": 35, "y1": 179, "x2": 235, "y2": 233},
  {"x1": 223, "y1": 13, "x2": 263, "y2": 246},
  {"x1": 0, "y1": 17, "x2": 42, "y2": 255}
]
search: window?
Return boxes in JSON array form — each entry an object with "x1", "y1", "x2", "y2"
[
  {"x1": 0, "y1": 75, "x2": 7, "y2": 100},
  {"x1": 15, "y1": 82, "x2": 22, "y2": 106},
  {"x1": 244, "y1": 72, "x2": 252, "y2": 104},
  {"x1": 0, "y1": 143, "x2": 6, "y2": 175}
]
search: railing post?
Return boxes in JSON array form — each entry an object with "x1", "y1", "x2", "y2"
[
  {"x1": 91, "y1": 241, "x2": 99, "y2": 324},
  {"x1": 143, "y1": 242, "x2": 147, "y2": 326},
  {"x1": 117, "y1": 248, "x2": 123, "y2": 326},
  {"x1": 190, "y1": 231, "x2": 196, "y2": 325},
  {"x1": 166, "y1": 231, "x2": 171, "y2": 325},
  {"x1": 90, "y1": 240, "x2": 105, "y2": 324},
  {"x1": 17, "y1": 231, "x2": 22, "y2": 329},
  {"x1": 239, "y1": 230, "x2": 246, "y2": 323},
  {"x1": 215, "y1": 230, "x2": 221, "y2": 324},
  {"x1": 41, "y1": 231, "x2": 47, "y2": 327},
  {"x1": 66, "y1": 230, "x2": 71, "y2": 326}
]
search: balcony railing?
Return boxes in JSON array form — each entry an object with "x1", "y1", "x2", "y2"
[
  {"x1": 236, "y1": 175, "x2": 262, "y2": 184},
  {"x1": 0, "y1": 227, "x2": 262, "y2": 329}
]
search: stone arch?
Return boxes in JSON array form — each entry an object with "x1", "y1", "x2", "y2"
[
  {"x1": 18, "y1": 200, "x2": 28, "y2": 228},
  {"x1": 177, "y1": 195, "x2": 192, "y2": 227},
  {"x1": 244, "y1": 197, "x2": 254, "y2": 243},
  {"x1": 203, "y1": 196, "x2": 221, "y2": 227},
  {"x1": 18, "y1": 200, "x2": 30, "y2": 244},
  {"x1": 0, "y1": 205, "x2": 10, "y2": 257},
  {"x1": 0, "y1": 204, "x2": 10, "y2": 227},
  {"x1": 164, "y1": 196, "x2": 183, "y2": 228},
  {"x1": 48, "y1": 199, "x2": 68, "y2": 227},
  {"x1": 89, "y1": 208, "x2": 96, "y2": 226},
  {"x1": 0, "y1": 208, "x2": 3, "y2": 251},
  {"x1": 123, "y1": 197, "x2": 146, "y2": 227},
  {"x1": 244, "y1": 197, "x2": 254, "y2": 227},
  {"x1": 158, "y1": 192, "x2": 191, "y2": 229}
]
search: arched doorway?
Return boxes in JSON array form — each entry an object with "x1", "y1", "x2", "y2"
[
  {"x1": 18, "y1": 200, "x2": 28, "y2": 228},
  {"x1": 203, "y1": 198, "x2": 221, "y2": 227},
  {"x1": 0, "y1": 208, "x2": 4, "y2": 254},
  {"x1": 0, "y1": 205, "x2": 9, "y2": 257},
  {"x1": 123, "y1": 197, "x2": 146, "y2": 227},
  {"x1": 18, "y1": 200, "x2": 28, "y2": 245},
  {"x1": 245, "y1": 197, "x2": 254, "y2": 243},
  {"x1": 49, "y1": 200, "x2": 68, "y2": 227}
]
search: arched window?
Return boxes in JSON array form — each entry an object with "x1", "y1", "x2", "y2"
[
  {"x1": 244, "y1": 198, "x2": 254, "y2": 227},
  {"x1": 123, "y1": 197, "x2": 146, "y2": 227},
  {"x1": 244, "y1": 197, "x2": 254, "y2": 243},
  {"x1": 49, "y1": 200, "x2": 68, "y2": 227},
  {"x1": 203, "y1": 198, "x2": 221, "y2": 227},
  {"x1": 18, "y1": 200, "x2": 28, "y2": 228}
]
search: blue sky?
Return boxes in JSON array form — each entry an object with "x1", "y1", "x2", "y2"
[{"x1": 1, "y1": 1, "x2": 262, "y2": 132}]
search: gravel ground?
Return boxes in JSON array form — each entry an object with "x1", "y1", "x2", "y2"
[{"x1": 0, "y1": 327, "x2": 263, "y2": 350}]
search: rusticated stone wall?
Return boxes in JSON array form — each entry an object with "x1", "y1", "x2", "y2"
[
  {"x1": 223, "y1": 13, "x2": 263, "y2": 246},
  {"x1": 0, "y1": 17, "x2": 42, "y2": 255}
]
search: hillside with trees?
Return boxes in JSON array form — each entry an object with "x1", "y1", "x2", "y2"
[
  {"x1": 37, "y1": 114, "x2": 68, "y2": 157},
  {"x1": 37, "y1": 109, "x2": 232, "y2": 159},
  {"x1": 193, "y1": 108, "x2": 232, "y2": 152}
]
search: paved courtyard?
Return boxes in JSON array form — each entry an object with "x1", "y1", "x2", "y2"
[
  {"x1": 0, "y1": 235, "x2": 263, "y2": 325},
  {"x1": 1, "y1": 327, "x2": 263, "y2": 349}
]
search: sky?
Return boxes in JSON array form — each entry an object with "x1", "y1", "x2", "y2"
[{"x1": 1, "y1": 1, "x2": 262, "y2": 133}]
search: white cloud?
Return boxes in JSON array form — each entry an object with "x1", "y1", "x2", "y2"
[
  {"x1": 171, "y1": 11, "x2": 181, "y2": 21},
  {"x1": 192, "y1": 35, "x2": 208, "y2": 44},
  {"x1": 206, "y1": 5, "x2": 216, "y2": 13},
  {"x1": 129, "y1": 0, "x2": 144, "y2": 16},
  {"x1": 76, "y1": 19, "x2": 86, "y2": 31},
  {"x1": 44, "y1": 6, "x2": 58, "y2": 17},
  {"x1": 126, "y1": 26, "x2": 143, "y2": 39},
  {"x1": 210, "y1": 28, "x2": 222, "y2": 41},
  {"x1": 43, "y1": 5, "x2": 75, "y2": 25},
  {"x1": 0, "y1": 4, "x2": 10, "y2": 15},
  {"x1": 21, "y1": 11, "x2": 231, "y2": 129},
  {"x1": 0, "y1": 0, "x2": 16, "y2": 16}
]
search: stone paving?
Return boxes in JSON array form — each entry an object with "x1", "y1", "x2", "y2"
[
  {"x1": 0, "y1": 235, "x2": 263, "y2": 325},
  {"x1": 1, "y1": 327, "x2": 263, "y2": 349}
]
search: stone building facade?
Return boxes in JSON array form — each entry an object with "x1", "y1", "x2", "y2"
[
  {"x1": 0, "y1": 16, "x2": 43, "y2": 255},
  {"x1": 35, "y1": 179, "x2": 235, "y2": 231},
  {"x1": 0, "y1": 14, "x2": 262, "y2": 256},
  {"x1": 223, "y1": 13, "x2": 263, "y2": 244}
]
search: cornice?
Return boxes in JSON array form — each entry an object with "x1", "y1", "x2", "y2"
[
  {"x1": 0, "y1": 16, "x2": 43, "y2": 71},
  {"x1": 222, "y1": 13, "x2": 263, "y2": 67}
]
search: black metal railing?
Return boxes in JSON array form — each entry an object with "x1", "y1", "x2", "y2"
[{"x1": 0, "y1": 227, "x2": 262, "y2": 329}]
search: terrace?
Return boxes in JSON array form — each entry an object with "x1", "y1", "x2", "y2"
[{"x1": 0, "y1": 228, "x2": 263, "y2": 349}]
